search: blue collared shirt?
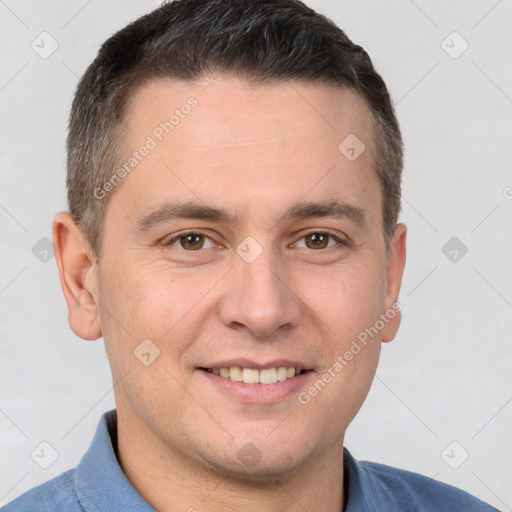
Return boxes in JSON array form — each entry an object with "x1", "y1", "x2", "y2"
[{"x1": 3, "y1": 410, "x2": 498, "y2": 511}]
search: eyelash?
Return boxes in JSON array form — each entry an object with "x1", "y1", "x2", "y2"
[{"x1": 163, "y1": 229, "x2": 347, "y2": 251}]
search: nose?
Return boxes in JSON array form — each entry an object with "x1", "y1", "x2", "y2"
[{"x1": 217, "y1": 248, "x2": 303, "y2": 338}]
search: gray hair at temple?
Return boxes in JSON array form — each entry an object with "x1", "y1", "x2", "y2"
[{"x1": 66, "y1": 0, "x2": 403, "y2": 258}]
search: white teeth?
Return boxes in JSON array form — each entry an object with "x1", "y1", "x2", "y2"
[
  {"x1": 230, "y1": 366, "x2": 243, "y2": 381},
  {"x1": 277, "y1": 366, "x2": 288, "y2": 382},
  {"x1": 242, "y1": 368, "x2": 260, "y2": 384},
  {"x1": 259, "y1": 367, "x2": 278, "y2": 384},
  {"x1": 208, "y1": 366, "x2": 302, "y2": 384}
]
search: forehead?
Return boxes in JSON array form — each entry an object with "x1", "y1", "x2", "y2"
[
  {"x1": 124, "y1": 77, "x2": 374, "y2": 152},
  {"x1": 110, "y1": 77, "x2": 379, "y2": 228}
]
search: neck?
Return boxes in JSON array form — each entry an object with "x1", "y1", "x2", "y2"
[{"x1": 115, "y1": 408, "x2": 345, "y2": 512}]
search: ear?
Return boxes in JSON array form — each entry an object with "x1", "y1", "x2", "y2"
[
  {"x1": 52, "y1": 211, "x2": 102, "y2": 340},
  {"x1": 381, "y1": 223, "x2": 407, "y2": 343}
]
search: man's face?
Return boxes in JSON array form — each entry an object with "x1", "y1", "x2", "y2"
[{"x1": 93, "y1": 77, "x2": 405, "y2": 478}]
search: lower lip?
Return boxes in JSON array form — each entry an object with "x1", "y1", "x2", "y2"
[{"x1": 197, "y1": 369, "x2": 315, "y2": 404}]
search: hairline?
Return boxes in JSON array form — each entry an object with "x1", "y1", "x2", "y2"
[{"x1": 88, "y1": 75, "x2": 393, "y2": 260}]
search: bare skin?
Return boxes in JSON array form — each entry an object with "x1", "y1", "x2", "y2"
[{"x1": 53, "y1": 77, "x2": 406, "y2": 512}]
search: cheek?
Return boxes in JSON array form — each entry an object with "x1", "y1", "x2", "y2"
[
  {"x1": 296, "y1": 258, "x2": 384, "y2": 408},
  {"x1": 100, "y1": 261, "x2": 197, "y2": 332},
  {"x1": 97, "y1": 264, "x2": 200, "y2": 414},
  {"x1": 304, "y1": 260, "x2": 385, "y2": 425},
  {"x1": 98, "y1": 261, "x2": 218, "y2": 371},
  {"x1": 304, "y1": 259, "x2": 386, "y2": 346}
]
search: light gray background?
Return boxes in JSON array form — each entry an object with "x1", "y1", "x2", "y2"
[{"x1": 1, "y1": 0, "x2": 511, "y2": 508}]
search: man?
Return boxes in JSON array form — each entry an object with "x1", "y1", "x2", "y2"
[{"x1": 3, "y1": 0, "x2": 498, "y2": 510}]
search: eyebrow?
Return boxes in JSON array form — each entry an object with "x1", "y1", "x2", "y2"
[
  {"x1": 134, "y1": 199, "x2": 367, "y2": 232},
  {"x1": 285, "y1": 200, "x2": 367, "y2": 228}
]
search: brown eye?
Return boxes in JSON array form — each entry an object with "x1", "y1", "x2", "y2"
[
  {"x1": 179, "y1": 233, "x2": 205, "y2": 250},
  {"x1": 164, "y1": 231, "x2": 217, "y2": 252},
  {"x1": 304, "y1": 233, "x2": 330, "y2": 249}
]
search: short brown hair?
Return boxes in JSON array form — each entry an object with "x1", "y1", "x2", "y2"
[{"x1": 67, "y1": 0, "x2": 403, "y2": 258}]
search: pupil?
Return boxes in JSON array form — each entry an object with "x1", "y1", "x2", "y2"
[
  {"x1": 307, "y1": 233, "x2": 328, "y2": 249},
  {"x1": 183, "y1": 234, "x2": 203, "y2": 249}
]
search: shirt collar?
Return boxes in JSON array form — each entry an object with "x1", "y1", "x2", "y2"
[
  {"x1": 343, "y1": 446, "x2": 381, "y2": 511},
  {"x1": 73, "y1": 409, "x2": 156, "y2": 511},
  {"x1": 74, "y1": 409, "x2": 371, "y2": 511}
]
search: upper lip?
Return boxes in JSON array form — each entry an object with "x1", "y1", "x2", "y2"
[{"x1": 198, "y1": 358, "x2": 311, "y2": 371}]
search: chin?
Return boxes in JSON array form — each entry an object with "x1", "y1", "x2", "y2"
[
  {"x1": 196, "y1": 435, "x2": 314, "y2": 484},
  {"x1": 204, "y1": 454, "x2": 305, "y2": 485}
]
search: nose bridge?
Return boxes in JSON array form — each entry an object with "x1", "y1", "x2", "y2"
[{"x1": 218, "y1": 244, "x2": 302, "y2": 337}]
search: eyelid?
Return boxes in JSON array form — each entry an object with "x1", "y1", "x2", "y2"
[
  {"x1": 163, "y1": 229, "x2": 217, "y2": 248},
  {"x1": 297, "y1": 228, "x2": 347, "y2": 240},
  {"x1": 162, "y1": 228, "x2": 348, "y2": 250},
  {"x1": 291, "y1": 228, "x2": 348, "y2": 248}
]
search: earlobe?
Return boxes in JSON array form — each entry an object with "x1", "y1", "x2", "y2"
[
  {"x1": 381, "y1": 223, "x2": 407, "y2": 343},
  {"x1": 52, "y1": 211, "x2": 102, "y2": 341}
]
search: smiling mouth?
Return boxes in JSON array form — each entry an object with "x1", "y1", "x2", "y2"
[{"x1": 199, "y1": 366, "x2": 308, "y2": 385}]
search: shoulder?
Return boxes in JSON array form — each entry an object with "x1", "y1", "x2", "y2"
[
  {"x1": 364, "y1": 461, "x2": 496, "y2": 510},
  {"x1": 344, "y1": 449, "x2": 499, "y2": 511},
  {"x1": 1, "y1": 469, "x2": 83, "y2": 512}
]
